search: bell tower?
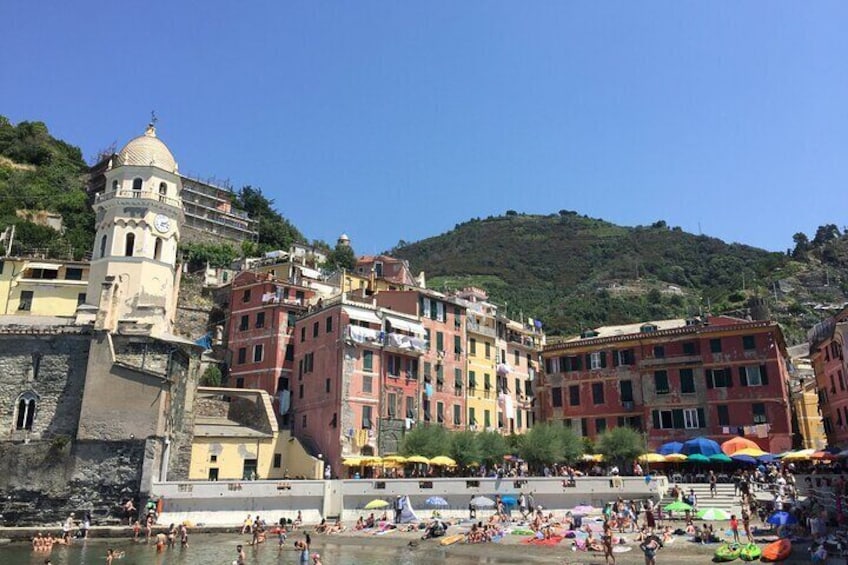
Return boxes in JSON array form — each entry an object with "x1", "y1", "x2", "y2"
[{"x1": 84, "y1": 123, "x2": 184, "y2": 336}]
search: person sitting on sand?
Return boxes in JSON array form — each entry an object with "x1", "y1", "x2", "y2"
[
  {"x1": 327, "y1": 519, "x2": 345, "y2": 534},
  {"x1": 241, "y1": 514, "x2": 253, "y2": 534},
  {"x1": 685, "y1": 519, "x2": 696, "y2": 536},
  {"x1": 314, "y1": 519, "x2": 328, "y2": 534},
  {"x1": 586, "y1": 531, "x2": 604, "y2": 552},
  {"x1": 354, "y1": 517, "x2": 365, "y2": 530},
  {"x1": 661, "y1": 526, "x2": 672, "y2": 543},
  {"x1": 365, "y1": 513, "x2": 375, "y2": 528}
]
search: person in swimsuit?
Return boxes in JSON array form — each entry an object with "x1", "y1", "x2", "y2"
[
  {"x1": 603, "y1": 520, "x2": 616, "y2": 565},
  {"x1": 640, "y1": 533, "x2": 663, "y2": 565},
  {"x1": 235, "y1": 544, "x2": 246, "y2": 565}
]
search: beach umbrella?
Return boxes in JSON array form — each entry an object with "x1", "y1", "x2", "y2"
[
  {"x1": 658, "y1": 441, "x2": 684, "y2": 455},
  {"x1": 781, "y1": 449, "x2": 814, "y2": 461},
  {"x1": 680, "y1": 437, "x2": 721, "y2": 457},
  {"x1": 425, "y1": 496, "x2": 449, "y2": 507},
  {"x1": 766, "y1": 511, "x2": 798, "y2": 526},
  {"x1": 406, "y1": 455, "x2": 430, "y2": 464},
  {"x1": 731, "y1": 454, "x2": 758, "y2": 465},
  {"x1": 470, "y1": 496, "x2": 495, "y2": 508},
  {"x1": 732, "y1": 447, "x2": 768, "y2": 458},
  {"x1": 664, "y1": 501, "x2": 693, "y2": 512},
  {"x1": 687, "y1": 453, "x2": 710, "y2": 464},
  {"x1": 697, "y1": 508, "x2": 730, "y2": 521},
  {"x1": 429, "y1": 456, "x2": 457, "y2": 466},
  {"x1": 757, "y1": 454, "x2": 778, "y2": 463},
  {"x1": 811, "y1": 451, "x2": 838, "y2": 461},
  {"x1": 501, "y1": 496, "x2": 517, "y2": 506},
  {"x1": 638, "y1": 453, "x2": 666, "y2": 463},
  {"x1": 721, "y1": 437, "x2": 762, "y2": 456},
  {"x1": 709, "y1": 453, "x2": 733, "y2": 464},
  {"x1": 342, "y1": 457, "x2": 364, "y2": 466},
  {"x1": 573, "y1": 505, "x2": 596, "y2": 514},
  {"x1": 362, "y1": 457, "x2": 384, "y2": 467},
  {"x1": 364, "y1": 499, "x2": 389, "y2": 510},
  {"x1": 663, "y1": 453, "x2": 687, "y2": 462}
]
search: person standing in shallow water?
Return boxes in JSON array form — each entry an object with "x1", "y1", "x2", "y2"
[{"x1": 235, "y1": 544, "x2": 246, "y2": 565}]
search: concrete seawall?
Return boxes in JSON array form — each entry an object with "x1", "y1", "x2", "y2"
[{"x1": 153, "y1": 476, "x2": 667, "y2": 526}]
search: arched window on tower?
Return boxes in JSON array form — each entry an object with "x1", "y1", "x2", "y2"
[
  {"x1": 154, "y1": 237, "x2": 163, "y2": 261},
  {"x1": 99, "y1": 235, "x2": 107, "y2": 258},
  {"x1": 125, "y1": 233, "x2": 135, "y2": 257},
  {"x1": 132, "y1": 177, "x2": 143, "y2": 195},
  {"x1": 159, "y1": 182, "x2": 167, "y2": 201},
  {"x1": 15, "y1": 392, "x2": 38, "y2": 431},
  {"x1": 112, "y1": 180, "x2": 118, "y2": 191}
]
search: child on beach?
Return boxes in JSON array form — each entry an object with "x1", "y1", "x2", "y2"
[
  {"x1": 132, "y1": 520, "x2": 140, "y2": 540},
  {"x1": 730, "y1": 514, "x2": 740, "y2": 543}
]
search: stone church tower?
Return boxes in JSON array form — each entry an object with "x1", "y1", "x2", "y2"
[{"x1": 83, "y1": 123, "x2": 184, "y2": 336}]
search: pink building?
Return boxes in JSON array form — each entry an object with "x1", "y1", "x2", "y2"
[
  {"x1": 227, "y1": 271, "x2": 314, "y2": 419},
  {"x1": 375, "y1": 290, "x2": 468, "y2": 431},
  {"x1": 809, "y1": 307, "x2": 848, "y2": 447},
  {"x1": 291, "y1": 297, "x2": 427, "y2": 477}
]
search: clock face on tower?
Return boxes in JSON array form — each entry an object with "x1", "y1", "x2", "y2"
[{"x1": 154, "y1": 214, "x2": 171, "y2": 233}]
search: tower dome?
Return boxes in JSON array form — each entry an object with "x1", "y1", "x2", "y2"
[{"x1": 115, "y1": 123, "x2": 177, "y2": 173}]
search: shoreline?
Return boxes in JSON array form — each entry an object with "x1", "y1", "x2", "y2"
[{"x1": 0, "y1": 522, "x2": 814, "y2": 564}]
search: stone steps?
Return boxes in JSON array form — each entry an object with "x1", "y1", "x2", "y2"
[{"x1": 659, "y1": 483, "x2": 741, "y2": 515}]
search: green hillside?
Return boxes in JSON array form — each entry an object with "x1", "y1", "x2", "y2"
[{"x1": 392, "y1": 212, "x2": 848, "y2": 342}]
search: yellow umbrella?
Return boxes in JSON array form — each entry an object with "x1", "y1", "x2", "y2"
[
  {"x1": 362, "y1": 457, "x2": 384, "y2": 467},
  {"x1": 581, "y1": 454, "x2": 603, "y2": 462},
  {"x1": 382, "y1": 455, "x2": 407, "y2": 463},
  {"x1": 406, "y1": 455, "x2": 430, "y2": 464},
  {"x1": 429, "y1": 456, "x2": 457, "y2": 466},
  {"x1": 638, "y1": 453, "x2": 666, "y2": 463},
  {"x1": 664, "y1": 453, "x2": 688, "y2": 462},
  {"x1": 733, "y1": 447, "x2": 768, "y2": 458},
  {"x1": 364, "y1": 499, "x2": 389, "y2": 509},
  {"x1": 782, "y1": 448, "x2": 815, "y2": 461},
  {"x1": 342, "y1": 457, "x2": 364, "y2": 466}
]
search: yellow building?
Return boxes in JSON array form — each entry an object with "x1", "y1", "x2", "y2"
[
  {"x1": 456, "y1": 288, "x2": 499, "y2": 431},
  {"x1": 189, "y1": 387, "x2": 323, "y2": 480},
  {"x1": 0, "y1": 257, "x2": 89, "y2": 317},
  {"x1": 787, "y1": 344, "x2": 827, "y2": 450}
]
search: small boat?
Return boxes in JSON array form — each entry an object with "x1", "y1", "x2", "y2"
[
  {"x1": 439, "y1": 534, "x2": 465, "y2": 546},
  {"x1": 761, "y1": 538, "x2": 791, "y2": 561},
  {"x1": 739, "y1": 543, "x2": 761, "y2": 561},
  {"x1": 714, "y1": 542, "x2": 741, "y2": 561}
]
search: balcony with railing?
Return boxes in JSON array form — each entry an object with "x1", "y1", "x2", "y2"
[
  {"x1": 95, "y1": 189, "x2": 182, "y2": 209},
  {"x1": 384, "y1": 332, "x2": 427, "y2": 355},
  {"x1": 639, "y1": 354, "x2": 702, "y2": 367},
  {"x1": 466, "y1": 320, "x2": 496, "y2": 338}
]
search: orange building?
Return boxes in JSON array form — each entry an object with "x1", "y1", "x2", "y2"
[{"x1": 808, "y1": 307, "x2": 848, "y2": 447}]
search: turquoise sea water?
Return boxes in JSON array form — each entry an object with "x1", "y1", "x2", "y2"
[{"x1": 0, "y1": 536, "x2": 517, "y2": 565}]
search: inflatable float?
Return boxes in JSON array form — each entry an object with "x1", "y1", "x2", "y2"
[
  {"x1": 761, "y1": 538, "x2": 791, "y2": 562},
  {"x1": 714, "y1": 542, "x2": 741, "y2": 562},
  {"x1": 739, "y1": 543, "x2": 761, "y2": 561}
]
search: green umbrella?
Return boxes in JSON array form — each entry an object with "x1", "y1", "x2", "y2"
[
  {"x1": 664, "y1": 501, "x2": 693, "y2": 512},
  {"x1": 697, "y1": 508, "x2": 730, "y2": 520},
  {"x1": 687, "y1": 453, "x2": 710, "y2": 464},
  {"x1": 709, "y1": 453, "x2": 733, "y2": 464}
]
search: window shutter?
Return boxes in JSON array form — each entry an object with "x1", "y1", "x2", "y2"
[
  {"x1": 725, "y1": 369, "x2": 733, "y2": 387},
  {"x1": 739, "y1": 367, "x2": 748, "y2": 387},
  {"x1": 706, "y1": 370, "x2": 714, "y2": 389},
  {"x1": 697, "y1": 408, "x2": 705, "y2": 428},
  {"x1": 760, "y1": 364, "x2": 769, "y2": 385},
  {"x1": 575, "y1": 356, "x2": 582, "y2": 370},
  {"x1": 672, "y1": 409, "x2": 684, "y2": 429},
  {"x1": 652, "y1": 410, "x2": 660, "y2": 430},
  {"x1": 585, "y1": 354, "x2": 592, "y2": 369},
  {"x1": 613, "y1": 351, "x2": 620, "y2": 367},
  {"x1": 600, "y1": 352, "x2": 607, "y2": 368}
]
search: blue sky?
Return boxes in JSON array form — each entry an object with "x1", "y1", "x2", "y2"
[{"x1": 1, "y1": 2, "x2": 846, "y2": 254}]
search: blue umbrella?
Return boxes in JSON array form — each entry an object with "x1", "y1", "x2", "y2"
[
  {"x1": 658, "y1": 441, "x2": 684, "y2": 455},
  {"x1": 731, "y1": 454, "x2": 758, "y2": 465},
  {"x1": 681, "y1": 437, "x2": 722, "y2": 457},
  {"x1": 425, "y1": 496, "x2": 448, "y2": 507},
  {"x1": 758, "y1": 454, "x2": 778, "y2": 463},
  {"x1": 767, "y1": 511, "x2": 798, "y2": 526},
  {"x1": 501, "y1": 496, "x2": 517, "y2": 506}
]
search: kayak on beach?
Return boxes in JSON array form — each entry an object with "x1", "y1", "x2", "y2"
[
  {"x1": 739, "y1": 543, "x2": 761, "y2": 561},
  {"x1": 761, "y1": 538, "x2": 791, "y2": 562},
  {"x1": 714, "y1": 542, "x2": 741, "y2": 562}
]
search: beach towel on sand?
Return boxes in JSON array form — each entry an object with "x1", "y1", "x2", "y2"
[{"x1": 522, "y1": 535, "x2": 563, "y2": 546}]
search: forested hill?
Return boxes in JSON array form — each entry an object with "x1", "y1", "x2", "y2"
[{"x1": 391, "y1": 212, "x2": 848, "y2": 342}]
